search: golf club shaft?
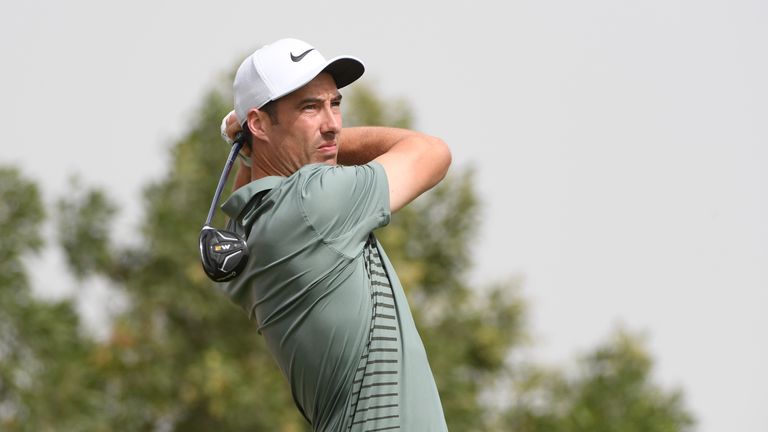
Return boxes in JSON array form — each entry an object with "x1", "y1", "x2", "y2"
[{"x1": 204, "y1": 140, "x2": 244, "y2": 226}]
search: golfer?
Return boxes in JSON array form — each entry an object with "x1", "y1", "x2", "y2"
[{"x1": 219, "y1": 38, "x2": 450, "y2": 431}]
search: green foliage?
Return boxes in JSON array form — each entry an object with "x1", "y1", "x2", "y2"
[
  {"x1": 0, "y1": 167, "x2": 45, "y2": 268},
  {"x1": 505, "y1": 330, "x2": 695, "y2": 432},
  {"x1": 0, "y1": 167, "x2": 97, "y2": 432},
  {"x1": 57, "y1": 177, "x2": 117, "y2": 279}
]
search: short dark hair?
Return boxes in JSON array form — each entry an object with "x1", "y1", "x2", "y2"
[
  {"x1": 242, "y1": 100, "x2": 279, "y2": 149},
  {"x1": 241, "y1": 123, "x2": 253, "y2": 150},
  {"x1": 260, "y1": 100, "x2": 279, "y2": 125}
]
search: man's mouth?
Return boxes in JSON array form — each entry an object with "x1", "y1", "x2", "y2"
[{"x1": 318, "y1": 141, "x2": 337, "y2": 152}]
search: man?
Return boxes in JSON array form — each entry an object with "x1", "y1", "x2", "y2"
[{"x1": 218, "y1": 38, "x2": 451, "y2": 431}]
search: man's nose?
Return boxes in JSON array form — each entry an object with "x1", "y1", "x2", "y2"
[{"x1": 320, "y1": 104, "x2": 341, "y2": 133}]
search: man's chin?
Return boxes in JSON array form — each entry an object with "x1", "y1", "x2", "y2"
[{"x1": 315, "y1": 153, "x2": 338, "y2": 166}]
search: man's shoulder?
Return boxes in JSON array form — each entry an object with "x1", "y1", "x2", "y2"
[
  {"x1": 282, "y1": 162, "x2": 390, "y2": 239},
  {"x1": 291, "y1": 163, "x2": 388, "y2": 209},
  {"x1": 291, "y1": 162, "x2": 386, "y2": 186}
]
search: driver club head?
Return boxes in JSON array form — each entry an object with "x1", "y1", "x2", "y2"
[
  {"x1": 199, "y1": 132, "x2": 248, "y2": 282},
  {"x1": 199, "y1": 225, "x2": 249, "y2": 282}
]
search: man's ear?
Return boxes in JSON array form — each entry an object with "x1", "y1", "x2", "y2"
[{"x1": 247, "y1": 109, "x2": 270, "y2": 142}]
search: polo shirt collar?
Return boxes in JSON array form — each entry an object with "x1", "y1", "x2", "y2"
[{"x1": 221, "y1": 176, "x2": 283, "y2": 220}]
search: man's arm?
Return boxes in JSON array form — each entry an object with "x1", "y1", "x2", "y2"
[
  {"x1": 222, "y1": 110, "x2": 451, "y2": 208},
  {"x1": 339, "y1": 127, "x2": 451, "y2": 213}
]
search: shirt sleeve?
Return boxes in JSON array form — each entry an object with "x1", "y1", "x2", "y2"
[{"x1": 297, "y1": 161, "x2": 391, "y2": 258}]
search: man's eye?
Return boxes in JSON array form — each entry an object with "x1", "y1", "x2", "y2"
[
  {"x1": 331, "y1": 100, "x2": 342, "y2": 108},
  {"x1": 303, "y1": 104, "x2": 318, "y2": 111}
]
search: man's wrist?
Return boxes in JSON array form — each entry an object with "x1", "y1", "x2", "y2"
[{"x1": 221, "y1": 110, "x2": 251, "y2": 167}]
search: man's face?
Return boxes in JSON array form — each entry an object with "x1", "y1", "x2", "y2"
[{"x1": 261, "y1": 73, "x2": 343, "y2": 171}]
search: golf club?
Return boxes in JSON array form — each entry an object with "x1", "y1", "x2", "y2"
[{"x1": 199, "y1": 133, "x2": 249, "y2": 282}]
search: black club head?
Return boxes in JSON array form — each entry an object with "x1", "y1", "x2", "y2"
[{"x1": 199, "y1": 225, "x2": 249, "y2": 282}]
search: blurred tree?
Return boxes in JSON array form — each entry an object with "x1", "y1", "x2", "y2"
[
  {"x1": 504, "y1": 329, "x2": 695, "y2": 432},
  {"x1": 57, "y1": 177, "x2": 118, "y2": 279},
  {"x1": 0, "y1": 167, "x2": 98, "y2": 432}
]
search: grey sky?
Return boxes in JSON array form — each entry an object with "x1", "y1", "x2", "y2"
[{"x1": 2, "y1": 1, "x2": 766, "y2": 431}]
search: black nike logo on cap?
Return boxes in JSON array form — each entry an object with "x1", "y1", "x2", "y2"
[{"x1": 290, "y1": 48, "x2": 314, "y2": 62}]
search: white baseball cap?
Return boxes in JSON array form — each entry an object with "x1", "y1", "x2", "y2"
[{"x1": 233, "y1": 38, "x2": 365, "y2": 123}]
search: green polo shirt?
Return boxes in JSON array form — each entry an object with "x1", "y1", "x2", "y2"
[{"x1": 220, "y1": 162, "x2": 447, "y2": 431}]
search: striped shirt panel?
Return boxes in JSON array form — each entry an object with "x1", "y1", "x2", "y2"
[{"x1": 348, "y1": 236, "x2": 401, "y2": 431}]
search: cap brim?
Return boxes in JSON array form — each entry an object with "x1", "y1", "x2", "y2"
[{"x1": 323, "y1": 56, "x2": 365, "y2": 89}]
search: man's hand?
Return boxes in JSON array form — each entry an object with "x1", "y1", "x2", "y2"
[{"x1": 220, "y1": 110, "x2": 251, "y2": 166}]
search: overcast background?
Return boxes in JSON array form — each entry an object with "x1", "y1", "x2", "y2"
[{"x1": 2, "y1": 1, "x2": 766, "y2": 431}]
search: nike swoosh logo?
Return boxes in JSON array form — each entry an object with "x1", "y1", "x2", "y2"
[{"x1": 290, "y1": 48, "x2": 314, "y2": 62}]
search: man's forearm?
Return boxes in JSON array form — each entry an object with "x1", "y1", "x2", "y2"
[{"x1": 338, "y1": 127, "x2": 418, "y2": 166}]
